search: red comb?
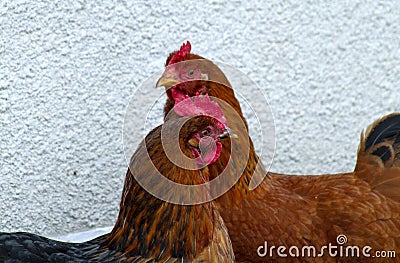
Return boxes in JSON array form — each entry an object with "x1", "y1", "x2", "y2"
[
  {"x1": 167, "y1": 41, "x2": 191, "y2": 65},
  {"x1": 174, "y1": 94, "x2": 227, "y2": 128}
]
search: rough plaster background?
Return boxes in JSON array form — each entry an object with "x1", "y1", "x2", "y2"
[{"x1": 1, "y1": 0, "x2": 399, "y2": 236}]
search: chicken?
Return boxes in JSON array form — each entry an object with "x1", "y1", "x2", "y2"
[
  {"x1": 0, "y1": 95, "x2": 235, "y2": 262},
  {"x1": 155, "y1": 41, "x2": 400, "y2": 262}
]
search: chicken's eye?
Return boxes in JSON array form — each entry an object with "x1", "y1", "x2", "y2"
[
  {"x1": 187, "y1": 69, "x2": 195, "y2": 77},
  {"x1": 200, "y1": 128, "x2": 211, "y2": 138}
]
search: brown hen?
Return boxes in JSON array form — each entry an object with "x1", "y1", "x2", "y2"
[
  {"x1": 156, "y1": 41, "x2": 400, "y2": 262},
  {"x1": 0, "y1": 104, "x2": 235, "y2": 262}
]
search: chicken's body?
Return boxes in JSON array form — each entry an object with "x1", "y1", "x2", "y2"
[
  {"x1": 0, "y1": 113, "x2": 235, "y2": 262},
  {"x1": 219, "y1": 172, "x2": 400, "y2": 262},
  {"x1": 156, "y1": 42, "x2": 400, "y2": 262},
  {"x1": 206, "y1": 104, "x2": 400, "y2": 263}
]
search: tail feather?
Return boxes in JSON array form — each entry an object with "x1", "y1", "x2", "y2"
[
  {"x1": 359, "y1": 113, "x2": 400, "y2": 168},
  {"x1": 355, "y1": 113, "x2": 400, "y2": 201},
  {"x1": 371, "y1": 145, "x2": 392, "y2": 163},
  {"x1": 395, "y1": 135, "x2": 400, "y2": 164},
  {"x1": 365, "y1": 114, "x2": 400, "y2": 152}
]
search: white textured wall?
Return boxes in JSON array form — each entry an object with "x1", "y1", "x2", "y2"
[{"x1": 1, "y1": 0, "x2": 399, "y2": 236}]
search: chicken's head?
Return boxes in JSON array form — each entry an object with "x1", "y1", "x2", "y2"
[
  {"x1": 156, "y1": 41, "x2": 231, "y2": 104},
  {"x1": 174, "y1": 94, "x2": 235, "y2": 167}
]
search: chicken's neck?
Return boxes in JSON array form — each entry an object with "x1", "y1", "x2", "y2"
[
  {"x1": 211, "y1": 137, "x2": 266, "y2": 204},
  {"x1": 104, "y1": 128, "x2": 215, "y2": 260}
]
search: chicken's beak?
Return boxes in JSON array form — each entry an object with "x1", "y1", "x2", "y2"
[
  {"x1": 188, "y1": 138, "x2": 199, "y2": 148},
  {"x1": 155, "y1": 74, "x2": 180, "y2": 88},
  {"x1": 219, "y1": 127, "x2": 238, "y2": 140}
]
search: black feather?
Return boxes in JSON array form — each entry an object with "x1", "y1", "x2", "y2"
[
  {"x1": 365, "y1": 114, "x2": 400, "y2": 151},
  {"x1": 372, "y1": 146, "x2": 392, "y2": 163},
  {"x1": 395, "y1": 134, "x2": 400, "y2": 145},
  {"x1": 0, "y1": 232, "x2": 107, "y2": 263}
]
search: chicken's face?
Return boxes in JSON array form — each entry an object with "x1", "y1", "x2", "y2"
[
  {"x1": 181, "y1": 116, "x2": 230, "y2": 167},
  {"x1": 156, "y1": 62, "x2": 209, "y2": 103}
]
